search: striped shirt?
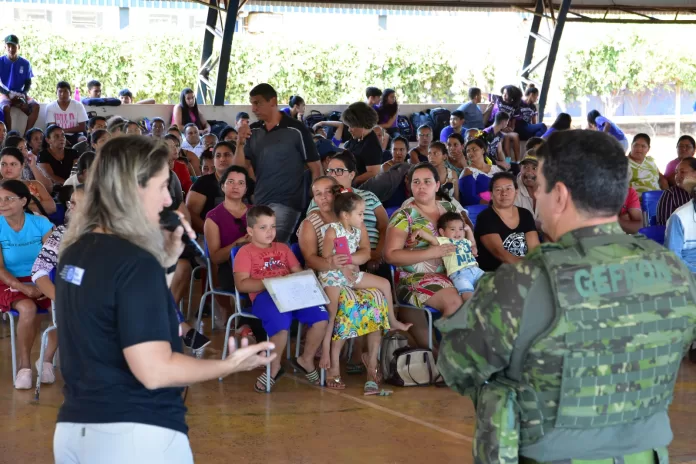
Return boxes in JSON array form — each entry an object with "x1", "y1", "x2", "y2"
[
  {"x1": 656, "y1": 186, "x2": 690, "y2": 226},
  {"x1": 307, "y1": 188, "x2": 383, "y2": 249}
]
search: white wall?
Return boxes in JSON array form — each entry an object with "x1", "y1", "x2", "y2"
[{"x1": 10, "y1": 103, "x2": 467, "y2": 132}]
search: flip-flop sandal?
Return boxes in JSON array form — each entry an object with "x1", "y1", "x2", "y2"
[
  {"x1": 325, "y1": 375, "x2": 346, "y2": 390},
  {"x1": 346, "y1": 362, "x2": 365, "y2": 375},
  {"x1": 361, "y1": 353, "x2": 382, "y2": 384},
  {"x1": 364, "y1": 381, "x2": 393, "y2": 397},
  {"x1": 254, "y1": 367, "x2": 285, "y2": 394},
  {"x1": 290, "y1": 357, "x2": 321, "y2": 385}
]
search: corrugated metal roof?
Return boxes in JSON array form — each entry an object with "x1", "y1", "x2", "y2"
[{"x1": 4, "y1": 0, "x2": 696, "y2": 13}]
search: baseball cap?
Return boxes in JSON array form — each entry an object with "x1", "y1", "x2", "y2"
[
  {"x1": 315, "y1": 138, "x2": 339, "y2": 160},
  {"x1": 519, "y1": 153, "x2": 538, "y2": 167},
  {"x1": 4, "y1": 35, "x2": 19, "y2": 46},
  {"x1": 119, "y1": 88, "x2": 133, "y2": 98}
]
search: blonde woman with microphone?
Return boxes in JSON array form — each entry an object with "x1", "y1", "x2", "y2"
[{"x1": 53, "y1": 136, "x2": 275, "y2": 464}]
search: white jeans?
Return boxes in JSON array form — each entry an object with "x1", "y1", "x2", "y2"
[{"x1": 54, "y1": 422, "x2": 194, "y2": 464}]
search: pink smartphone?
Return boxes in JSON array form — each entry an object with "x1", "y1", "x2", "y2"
[{"x1": 334, "y1": 236, "x2": 352, "y2": 264}]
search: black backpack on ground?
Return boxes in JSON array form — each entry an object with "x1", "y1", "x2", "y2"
[
  {"x1": 429, "y1": 107, "x2": 451, "y2": 140},
  {"x1": 397, "y1": 115, "x2": 415, "y2": 142}
]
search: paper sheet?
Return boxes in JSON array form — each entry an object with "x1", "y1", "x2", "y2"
[{"x1": 263, "y1": 270, "x2": 330, "y2": 313}]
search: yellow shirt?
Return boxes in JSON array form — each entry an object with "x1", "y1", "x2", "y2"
[{"x1": 437, "y1": 236, "x2": 478, "y2": 276}]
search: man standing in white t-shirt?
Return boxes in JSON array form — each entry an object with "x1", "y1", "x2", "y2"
[{"x1": 45, "y1": 81, "x2": 88, "y2": 145}]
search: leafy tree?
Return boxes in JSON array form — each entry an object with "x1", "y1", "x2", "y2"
[{"x1": 562, "y1": 35, "x2": 650, "y2": 117}]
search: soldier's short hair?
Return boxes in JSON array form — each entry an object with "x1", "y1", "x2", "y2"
[{"x1": 536, "y1": 130, "x2": 628, "y2": 217}]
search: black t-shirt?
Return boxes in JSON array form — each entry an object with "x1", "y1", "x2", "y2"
[
  {"x1": 344, "y1": 131, "x2": 382, "y2": 177},
  {"x1": 474, "y1": 206, "x2": 536, "y2": 272},
  {"x1": 38, "y1": 148, "x2": 79, "y2": 182},
  {"x1": 166, "y1": 170, "x2": 184, "y2": 212},
  {"x1": 56, "y1": 233, "x2": 187, "y2": 434},
  {"x1": 191, "y1": 173, "x2": 223, "y2": 219}
]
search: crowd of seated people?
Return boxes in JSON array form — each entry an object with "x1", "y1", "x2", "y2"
[{"x1": 3, "y1": 30, "x2": 696, "y2": 394}]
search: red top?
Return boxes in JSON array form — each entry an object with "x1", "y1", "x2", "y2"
[
  {"x1": 621, "y1": 187, "x2": 640, "y2": 216},
  {"x1": 172, "y1": 160, "x2": 192, "y2": 194},
  {"x1": 232, "y1": 242, "x2": 300, "y2": 301}
]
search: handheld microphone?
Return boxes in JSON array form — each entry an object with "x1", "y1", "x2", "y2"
[{"x1": 159, "y1": 210, "x2": 206, "y2": 259}]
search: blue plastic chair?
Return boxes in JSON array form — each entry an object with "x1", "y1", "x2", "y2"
[
  {"x1": 194, "y1": 241, "x2": 224, "y2": 333},
  {"x1": 385, "y1": 206, "x2": 399, "y2": 218},
  {"x1": 639, "y1": 225, "x2": 666, "y2": 246},
  {"x1": 219, "y1": 246, "x2": 325, "y2": 388},
  {"x1": 464, "y1": 204, "x2": 488, "y2": 227},
  {"x1": 389, "y1": 265, "x2": 440, "y2": 350},
  {"x1": 640, "y1": 190, "x2": 662, "y2": 227}
]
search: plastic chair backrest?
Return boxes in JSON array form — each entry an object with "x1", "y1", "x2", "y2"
[
  {"x1": 639, "y1": 225, "x2": 666, "y2": 245},
  {"x1": 290, "y1": 243, "x2": 305, "y2": 268},
  {"x1": 229, "y1": 246, "x2": 249, "y2": 302},
  {"x1": 640, "y1": 190, "x2": 662, "y2": 226},
  {"x1": 386, "y1": 206, "x2": 399, "y2": 218},
  {"x1": 465, "y1": 204, "x2": 488, "y2": 227}
]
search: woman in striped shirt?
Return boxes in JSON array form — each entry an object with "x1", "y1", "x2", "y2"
[
  {"x1": 657, "y1": 157, "x2": 696, "y2": 226},
  {"x1": 307, "y1": 151, "x2": 389, "y2": 273}
]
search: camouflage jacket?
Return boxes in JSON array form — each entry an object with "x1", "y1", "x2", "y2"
[{"x1": 437, "y1": 222, "x2": 696, "y2": 463}]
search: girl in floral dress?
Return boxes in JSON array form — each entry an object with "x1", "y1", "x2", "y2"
[{"x1": 318, "y1": 189, "x2": 411, "y2": 372}]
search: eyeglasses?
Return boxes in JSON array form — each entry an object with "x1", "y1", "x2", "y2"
[
  {"x1": 326, "y1": 168, "x2": 350, "y2": 176},
  {"x1": 0, "y1": 196, "x2": 21, "y2": 203}
]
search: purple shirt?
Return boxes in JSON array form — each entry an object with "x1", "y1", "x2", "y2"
[
  {"x1": 205, "y1": 203, "x2": 248, "y2": 248},
  {"x1": 595, "y1": 116, "x2": 626, "y2": 142},
  {"x1": 377, "y1": 104, "x2": 398, "y2": 128},
  {"x1": 489, "y1": 100, "x2": 519, "y2": 123},
  {"x1": 664, "y1": 158, "x2": 681, "y2": 180}
]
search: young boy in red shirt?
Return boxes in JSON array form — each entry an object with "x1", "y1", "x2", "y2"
[{"x1": 233, "y1": 205, "x2": 328, "y2": 392}]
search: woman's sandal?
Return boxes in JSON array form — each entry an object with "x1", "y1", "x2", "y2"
[
  {"x1": 362, "y1": 353, "x2": 392, "y2": 396},
  {"x1": 254, "y1": 367, "x2": 285, "y2": 393},
  {"x1": 325, "y1": 375, "x2": 346, "y2": 390},
  {"x1": 290, "y1": 357, "x2": 321, "y2": 385}
]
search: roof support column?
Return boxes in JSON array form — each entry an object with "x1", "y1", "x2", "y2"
[
  {"x1": 214, "y1": 0, "x2": 239, "y2": 106},
  {"x1": 521, "y1": 0, "x2": 544, "y2": 87},
  {"x1": 197, "y1": 0, "x2": 219, "y2": 104},
  {"x1": 538, "y1": 0, "x2": 571, "y2": 122}
]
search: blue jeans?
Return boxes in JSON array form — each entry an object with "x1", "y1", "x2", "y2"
[
  {"x1": 516, "y1": 121, "x2": 547, "y2": 140},
  {"x1": 450, "y1": 266, "x2": 485, "y2": 294}
]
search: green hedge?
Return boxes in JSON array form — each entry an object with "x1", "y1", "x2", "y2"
[{"x1": 16, "y1": 26, "x2": 496, "y2": 105}]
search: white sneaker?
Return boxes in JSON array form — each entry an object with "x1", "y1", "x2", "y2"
[
  {"x1": 14, "y1": 368, "x2": 32, "y2": 390},
  {"x1": 35, "y1": 360, "x2": 55, "y2": 384}
]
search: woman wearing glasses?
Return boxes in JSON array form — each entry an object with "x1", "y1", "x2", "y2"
[
  {"x1": 0, "y1": 180, "x2": 53, "y2": 390},
  {"x1": 306, "y1": 151, "x2": 390, "y2": 377}
]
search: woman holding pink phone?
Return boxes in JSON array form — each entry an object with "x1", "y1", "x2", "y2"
[{"x1": 318, "y1": 188, "x2": 412, "y2": 373}]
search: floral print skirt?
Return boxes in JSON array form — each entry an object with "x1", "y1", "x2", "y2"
[
  {"x1": 333, "y1": 287, "x2": 389, "y2": 340},
  {"x1": 395, "y1": 271, "x2": 454, "y2": 309}
]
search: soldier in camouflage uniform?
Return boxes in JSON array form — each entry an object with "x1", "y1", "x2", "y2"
[{"x1": 437, "y1": 130, "x2": 696, "y2": 464}]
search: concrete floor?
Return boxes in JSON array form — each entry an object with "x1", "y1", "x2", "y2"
[{"x1": 1, "y1": 318, "x2": 695, "y2": 463}]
